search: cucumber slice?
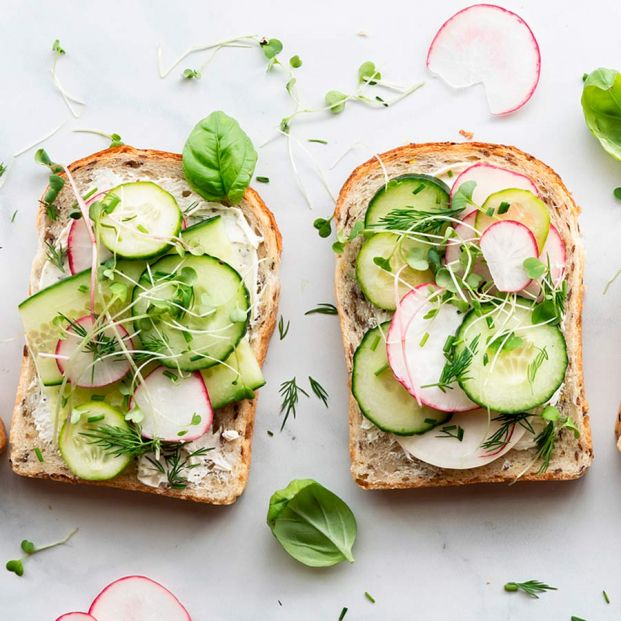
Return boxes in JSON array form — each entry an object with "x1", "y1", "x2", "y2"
[
  {"x1": 364, "y1": 174, "x2": 450, "y2": 226},
  {"x1": 356, "y1": 233, "x2": 434, "y2": 310},
  {"x1": 132, "y1": 254, "x2": 249, "y2": 371},
  {"x1": 201, "y1": 339, "x2": 265, "y2": 409},
  {"x1": 182, "y1": 216, "x2": 235, "y2": 264},
  {"x1": 456, "y1": 303, "x2": 567, "y2": 412},
  {"x1": 58, "y1": 401, "x2": 131, "y2": 480},
  {"x1": 352, "y1": 323, "x2": 450, "y2": 435},
  {"x1": 98, "y1": 182, "x2": 183, "y2": 259},
  {"x1": 475, "y1": 188, "x2": 550, "y2": 252}
]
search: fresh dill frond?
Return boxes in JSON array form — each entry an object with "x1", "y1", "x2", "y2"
[
  {"x1": 308, "y1": 376, "x2": 328, "y2": 407},
  {"x1": 146, "y1": 445, "x2": 211, "y2": 489},
  {"x1": 527, "y1": 346, "x2": 548, "y2": 390},
  {"x1": 80, "y1": 424, "x2": 159, "y2": 458},
  {"x1": 504, "y1": 580, "x2": 557, "y2": 599},
  {"x1": 278, "y1": 315, "x2": 290, "y2": 340},
  {"x1": 375, "y1": 206, "x2": 464, "y2": 235},
  {"x1": 305, "y1": 303, "x2": 338, "y2": 316},
  {"x1": 279, "y1": 377, "x2": 309, "y2": 431},
  {"x1": 424, "y1": 335, "x2": 480, "y2": 392},
  {"x1": 435, "y1": 424, "x2": 465, "y2": 441},
  {"x1": 481, "y1": 413, "x2": 535, "y2": 451},
  {"x1": 44, "y1": 240, "x2": 66, "y2": 272}
]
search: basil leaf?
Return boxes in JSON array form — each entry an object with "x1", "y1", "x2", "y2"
[
  {"x1": 182, "y1": 111, "x2": 257, "y2": 204},
  {"x1": 267, "y1": 479, "x2": 357, "y2": 567},
  {"x1": 582, "y1": 68, "x2": 621, "y2": 160}
]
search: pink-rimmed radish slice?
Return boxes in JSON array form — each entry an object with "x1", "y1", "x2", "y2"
[
  {"x1": 426, "y1": 4, "x2": 541, "y2": 115},
  {"x1": 131, "y1": 366, "x2": 213, "y2": 442},
  {"x1": 480, "y1": 220, "x2": 537, "y2": 292},
  {"x1": 450, "y1": 163, "x2": 538, "y2": 215},
  {"x1": 394, "y1": 409, "x2": 526, "y2": 469},
  {"x1": 68, "y1": 217, "x2": 113, "y2": 274},
  {"x1": 89, "y1": 575, "x2": 191, "y2": 621},
  {"x1": 522, "y1": 225, "x2": 566, "y2": 298},
  {"x1": 55, "y1": 315, "x2": 132, "y2": 388},
  {"x1": 56, "y1": 614, "x2": 97, "y2": 621},
  {"x1": 387, "y1": 284, "x2": 477, "y2": 412}
]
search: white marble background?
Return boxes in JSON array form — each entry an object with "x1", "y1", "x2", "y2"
[{"x1": 1, "y1": 0, "x2": 621, "y2": 619}]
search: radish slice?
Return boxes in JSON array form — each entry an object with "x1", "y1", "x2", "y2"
[
  {"x1": 480, "y1": 220, "x2": 537, "y2": 292},
  {"x1": 522, "y1": 224, "x2": 566, "y2": 298},
  {"x1": 451, "y1": 163, "x2": 538, "y2": 215},
  {"x1": 68, "y1": 218, "x2": 113, "y2": 274},
  {"x1": 395, "y1": 409, "x2": 527, "y2": 469},
  {"x1": 426, "y1": 4, "x2": 541, "y2": 115},
  {"x1": 89, "y1": 575, "x2": 191, "y2": 621},
  {"x1": 56, "y1": 614, "x2": 97, "y2": 621},
  {"x1": 56, "y1": 315, "x2": 132, "y2": 388},
  {"x1": 131, "y1": 367, "x2": 213, "y2": 442},
  {"x1": 387, "y1": 285, "x2": 477, "y2": 412}
]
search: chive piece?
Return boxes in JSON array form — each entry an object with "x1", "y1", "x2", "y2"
[
  {"x1": 369, "y1": 335, "x2": 381, "y2": 352},
  {"x1": 137, "y1": 224, "x2": 149, "y2": 234},
  {"x1": 486, "y1": 207, "x2": 495, "y2": 217},
  {"x1": 87, "y1": 414, "x2": 105, "y2": 423},
  {"x1": 339, "y1": 607, "x2": 348, "y2": 620},
  {"x1": 267, "y1": 430, "x2": 274, "y2": 437},
  {"x1": 256, "y1": 176, "x2": 270, "y2": 183},
  {"x1": 570, "y1": 617, "x2": 586, "y2": 621},
  {"x1": 163, "y1": 370, "x2": 179, "y2": 383},
  {"x1": 424, "y1": 418, "x2": 438, "y2": 424},
  {"x1": 497, "y1": 201, "x2": 511, "y2": 214},
  {"x1": 374, "y1": 363, "x2": 389, "y2": 376},
  {"x1": 603, "y1": 590, "x2": 610, "y2": 604},
  {"x1": 365, "y1": 592, "x2": 376, "y2": 604},
  {"x1": 412, "y1": 183, "x2": 425, "y2": 195},
  {"x1": 91, "y1": 394, "x2": 105, "y2": 401},
  {"x1": 34, "y1": 448, "x2": 44, "y2": 463},
  {"x1": 419, "y1": 332, "x2": 429, "y2": 347},
  {"x1": 308, "y1": 138, "x2": 328, "y2": 144}
]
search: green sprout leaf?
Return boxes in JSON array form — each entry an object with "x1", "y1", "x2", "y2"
[
  {"x1": 289, "y1": 55, "x2": 302, "y2": 68},
  {"x1": 523, "y1": 257, "x2": 546, "y2": 279},
  {"x1": 183, "y1": 68, "x2": 201, "y2": 80},
  {"x1": 358, "y1": 61, "x2": 381, "y2": 85},
  {"x1": 325, "y1": 90, "x2": 348, "y2": 114}
]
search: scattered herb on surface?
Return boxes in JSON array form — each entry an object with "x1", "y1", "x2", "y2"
[
  {"x1": 6, "y1": 528, "x2": 78, "y2": 577},
  {"x1": 365, "y1": 592, "x2": 376, "y2": 604},
  {"x1": 603, "y1": 590, "x2": 610, "y2": 604},
  {"x1": 305, "y1": 303, "x2": 338, "y2": 316},
  {"x1": 73, "y1": 129, "x2": 124, "y2": 147},
  {"x1": 278, "y1": 315, "x2": 290, "y2": 340},
  {"x1": 339, "y1": 607, "x2": 348, "y2": 620},
  {"x1": 309, "y1": 376, "x2": 328, "y2": 407},
  {"x1": 279, "y1": 377, "x2": 309, "y2": 430},
  {"x1": 183, "y1": 68, "x2": 201, "y2": 80},
  {"x1": 504, "y1": 580, "x2": 557, "y2": 598},
  {"x1": 256, "y1": 176, "x2": 270, "y2": 183}
]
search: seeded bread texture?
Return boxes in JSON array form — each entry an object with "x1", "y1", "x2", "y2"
[
  {"x1": 10, "y1": 146, "x2": 282, "y2": 505},
  {"x1": 334, "y1": 142, "x2": 591, "y2": 489}
]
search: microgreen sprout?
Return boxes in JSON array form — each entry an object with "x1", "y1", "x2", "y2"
[
  {"x1": 182, "y1": 68, "x2": 201, "y2": 80},
  {"x1": 51, "y1": 38, "x2": 85, "y2": 118},
  {"x1": 73, "y1": 129, "x2": 124, "y2": 147}
]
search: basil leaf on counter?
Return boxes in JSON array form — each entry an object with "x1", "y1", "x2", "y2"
[
  {"x1": 182, "y1": 111, "x2": 257, "y2": 204},
  {"x1": 267, "y1": 479, "x2": 357, "y2": 567},
  {"x1": 582, "y1": 68, "x2": 621, "y2": 160}
]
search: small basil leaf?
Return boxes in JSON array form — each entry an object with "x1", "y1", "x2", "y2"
[
  {"x1": 267, "y1": 478, "x2": 315, "y2": 529},
  {"x1": 182, "y1": 111, "x2": 257, "y2": 205},
  {"x1": 268, "y1": 480, "x2": 357, "y2": 567}
]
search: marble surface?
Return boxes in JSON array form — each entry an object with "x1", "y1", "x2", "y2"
[{"x1": 1, "y1": 0, "x2": 621, "y2": 618}]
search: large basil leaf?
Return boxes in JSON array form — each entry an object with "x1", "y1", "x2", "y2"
[
  {"x1": 582, "y1": 68, "x2": 621, "y2": 160},
  {"x1": 182, "y1": 111, "x2": 257, "y2": 204},
  {"x1": 267, "y1": 479, "x2": 357, "y2": 567}
]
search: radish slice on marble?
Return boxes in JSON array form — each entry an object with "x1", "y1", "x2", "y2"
[
  {"x1": 450, "y1": 163, "x2": 538, "y2": 215},
  {"x1": 395, "y1": 409, "x2": 527, "y2": 469},
  {"x1": 387, "y1": 284, "x2": 477, "y2": 412},
  {"x1": 56, "y1": 614, "x2": 97, "y2": 621},
  {"x1": 89, "y1": 575, "x2": 191, "y2": 621},
  {"x1": 67, "y1": 216, "x2": 113, "y2": 275},
  {"x1": 131, "y1": 367, "x2": 213, "y2": 442},
  {"x1": 55, "y1": 315, "x2": 132, "y2": 388},
  {"x1": 480, "y1": 220, "x2": 537, "y2": 292},
  {"x1": 426, "y1": 4, "x2": 541, "y2": 115}
]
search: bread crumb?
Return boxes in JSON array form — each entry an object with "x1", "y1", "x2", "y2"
[
  {"x1": 357, "y1": 30, "x2": 369, "y2": 37},
  {"x1": 459, "y1": 129, "x2": 474, "y2": 140}
]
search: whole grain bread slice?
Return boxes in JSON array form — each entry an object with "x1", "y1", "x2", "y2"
[
  {"x1": 334, "y1": 142, "x2": 592, "y2": 489},
  {"x1": 10, "y1": 146, "x2": 281, "y2": 505}
]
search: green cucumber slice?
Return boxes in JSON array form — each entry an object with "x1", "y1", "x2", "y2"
[
  {"x1": 356, "y1": 233, "x2": 434, "y2": 310},
  {"x1": 58, "y1": 401, "x2": 131, "y2": 480},
  {"x1": 132, "y1": 254, "x2": 249, "y2": 371},
  {"x1": 201, "y1": 339, "x2": 265, "y2": 409},
  {"x1": 456, "y1": 303, "x2": 567, "y2": 412},
  {"x1": 352, "y1": 323, "x2": 450, "y2": 435},
  {"x1": 182, "y1": 216, "x2": 235, "y2": 263},
  {"x1": 476, "y1": 188, "x2": 550, "y2": 252},
  {"x1": 364, "y1": 174, "x2": 450, "y2": 227},
  {"x1": 98, "y1": 182, "x2": 183, "y2": 259}
]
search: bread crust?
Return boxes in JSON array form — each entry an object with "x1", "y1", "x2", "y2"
[
  {"x1": 334, "y1": 142, "x2": 592, "y2": 489},
  {"x1": 10, "y1": 146, "x2": 281, "y2": 504}
]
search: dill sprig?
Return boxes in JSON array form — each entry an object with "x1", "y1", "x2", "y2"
[
  {"x1": 79, "y1": 424, "x2": 159, "y2": 458},
  {"x1": 44, "y1": 240, "x2": 67, "y2": 272},
  {"x1": 305, "y1": 303, "x2": 338, "y2": 316},
  {"x1": 59, "y1": 313, "x2": 119, "y2": 361},
  {"x1": 527, "y1": 347, "x2": 548, "y2": 389},
  {"x1": 436, "y1": 424, "x2": 464, "y2": 441},
  {"x1": 375, "y1": 206, "x2": 464, "y2": 235},
  {"x1": 278, "y1": 315, "x2": 290, "y2": 340},
  {"x1": 146, "y1": 445, "x2": 211, "y2": 489},
  {"x1": 534, "y1": 406, "x2": 580, "y2": 473},
  {"x1": 481, "y1": 413, "x2": 535, "y2": 451},
  {"x1": 279, "y1": 377, "x2": 309, "y2": 431},
  {"x1": 504, "y1": 580, "x2": 557, "y2": 599},
  {"x1": 309, "y1": 376, "x2": 328, "y2": 407},
  {"x1": 424, "y1": 335, "x2": 479, "y2": 392}
]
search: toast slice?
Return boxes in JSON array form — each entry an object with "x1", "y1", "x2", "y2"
[
  {"x1": 334, "y1": 142, "x2": 592, "y2": 489},
  {"x1": 10, "y1": 146, "x2": 281, "y2": 504}
]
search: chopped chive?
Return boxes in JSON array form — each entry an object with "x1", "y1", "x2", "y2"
[
  {"x1": 163, "y1": 370, "x2": 179, "y2": 383},
  {"x1": 136, "y1": 224, "x2": 149, "y2": 234},
  {"x1": 369, "y1": 335, "x2": 381, "y2": 351},
  {"x1": 338, "y1": 607, "x2": 348, "y2": 620},
  {"x1": 34, "y1": 448, "x2": 44, "y2": 463},
  {"x1": 497, "y1": 201, "x2": 511, "y2": 214},
  {"x1": 364, "y1": 592, "x2": 376, "y2": 604},
  {"x1": 419, "y1": 332, "x2": 429, "y2": 347},
  {"x1": 483, "y1": 352, "x2": 489, "y2": 366},
  {"x1": 374, "y1": 363, "x2": 389, "y2": 376},
  {"x1": 10, "y1": 210, "x2": 17, "y2": 223},
  {"x1": 412, "y1": 183, "x2": 425, "y2": 195},
  {"x1": 308, "y1": 138, "x2": 328, "y2": 144},
  {"x1": 267, "y1": 430, "x2": 274, "y2": 437},
  {"x1": 91, "y1": 394, "x2": 105, "y2": 401},
  {"x1": 78, "y1": 285, "x2": 89, "y2": 293},
  {"x1": 424, "y1": 417, "x2": 438, "y2": 424},
  {"x1": 603, "y1": 590, "x2": 610, "y2": 604},
  {"x1": 256, "y1": 176, "x2": 270, "y2": 183},
  {"x1": 87, "y1": 414, "x2": 105, "y2": 423},
  {"x1": 570, "y1": 617, "x2": 586, "y2": 621},
  {"x1": 486, "y1": 207, "x2": 495, "y2": 217}
]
